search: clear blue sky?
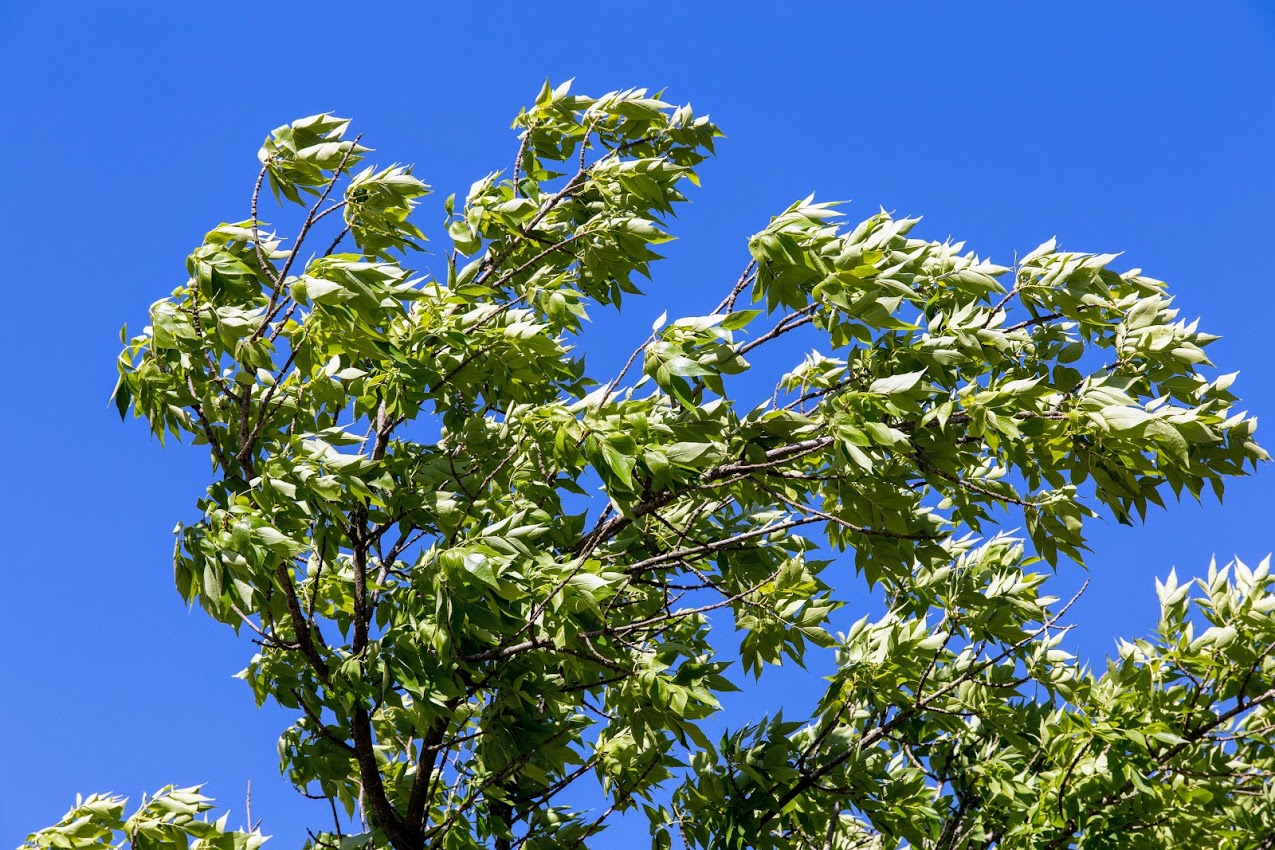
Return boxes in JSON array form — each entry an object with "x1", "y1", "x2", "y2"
[{"x1": 2, "y1": 2, "x2": 1273, "y2": 847}]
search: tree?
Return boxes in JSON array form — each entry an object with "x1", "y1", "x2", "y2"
[{"x1": 23, "y1": 82, "x2": 1273, "y2": 850}]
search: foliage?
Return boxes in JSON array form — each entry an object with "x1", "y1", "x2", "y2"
[
  {"x1": 26, "y1": 81, "x2": 1274, "y2": 849},
  {"x1": 22, "y1": 787, "x2": 264, "y2": 850}
]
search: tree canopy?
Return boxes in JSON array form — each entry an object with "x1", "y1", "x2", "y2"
[{"x1": 25, "y1": 82, "x2": 1273, "y2": 850}]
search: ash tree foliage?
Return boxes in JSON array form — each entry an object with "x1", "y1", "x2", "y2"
[{"x1": 26, "y1": 81, "x2": 1275, "y2": 850}]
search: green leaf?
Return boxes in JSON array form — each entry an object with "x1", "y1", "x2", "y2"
[{"x1": 868, "y1": 370, "x2": 926, "y2": 395}]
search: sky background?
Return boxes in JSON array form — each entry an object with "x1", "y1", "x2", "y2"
[{"x1": 2, "y1": 2, "x2": 1273, "y2": 847}]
